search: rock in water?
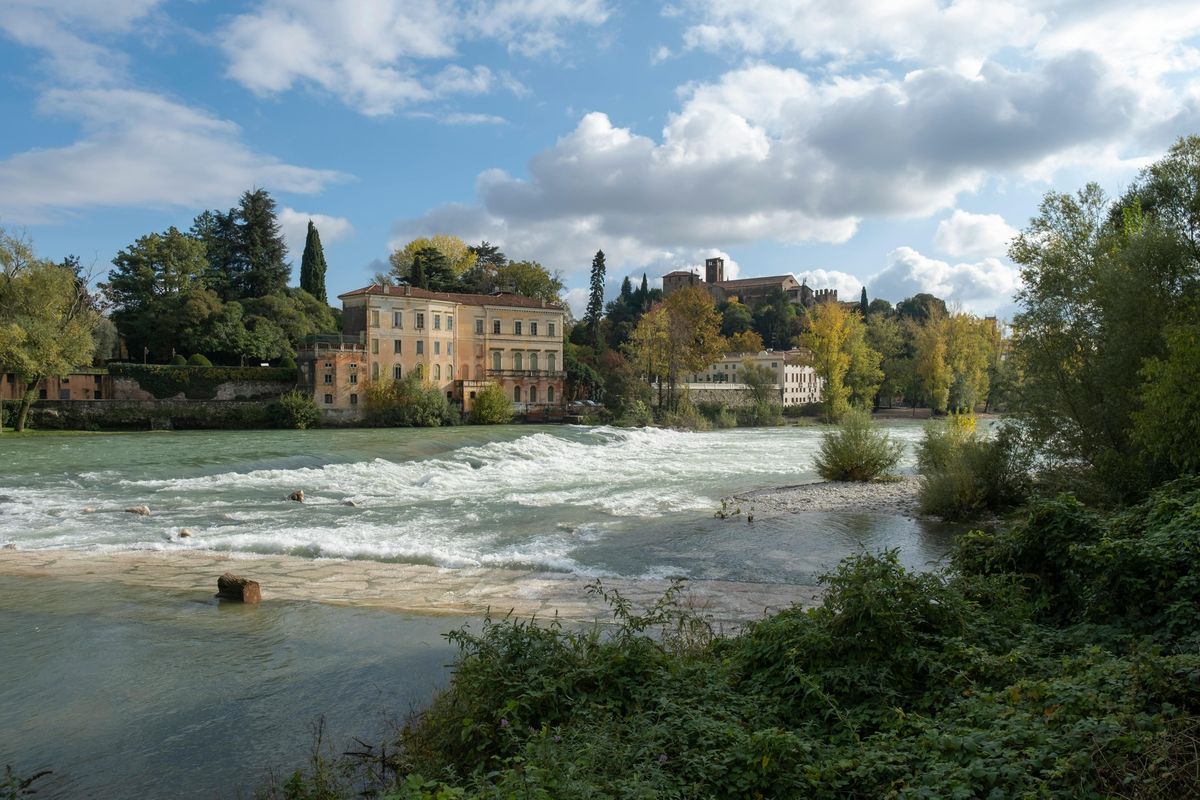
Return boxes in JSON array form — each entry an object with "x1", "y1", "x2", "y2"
[
  {"x1": 216, "y1": 572, "x2": 261, "y2": 603},
  {"x1": 343, "y1": 499, "x2": 359, "y2": 507},
  {"x1": 125, "y1": 505, "x2": 151, "y2": 516},
  {"x1": 288, "y1": 490, "x2": 305, "y2": 503},
  {"x1": 178, "y1": 528, "x2": 193, "y2": 538}
]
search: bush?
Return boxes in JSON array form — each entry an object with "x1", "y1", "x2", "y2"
[
  {"x1": 737, "y1": 400, "x2": 783, "y2": 427},
  {"x1": 186, "y1": 353, "x2": 212, "y2": 367},
  {"x1": 270, "y1": 389, "x2": 320, "y2": 430},
  {"x1": 657, "y1": 399, "x2": 710, "y2": 431},
  {"x1": 813, "y1": 408, "x2": 904, "y2": 481},
  {"x1": 614, "y1": 400, "x2": 653, "y2": 427},
  {"x1": 697, "y1": 401, "x2": 738, "y2": 428},
  {"x1": 278, "y1": 354, "x2": 297, "y2": 370},
  {"x1": 470, "y1": 383, "x2": 513, "y2": 424},
  {"x1": 784, "y1": 402, "x2": 822, "y2": 418},
  {"x1": 364, "y1": 375, "x2": 456, "y2": 427},
  {"x1": 168, "y1": 354, "x2": 187, "y2": 366},
  {"x1": 918, "y1": 419, "x2": 1032, "y2": 520}
]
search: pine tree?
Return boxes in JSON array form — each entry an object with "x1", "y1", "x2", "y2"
[
  {"x1": 620, "y1": 275, "x2": 633, "y2": 300},
  {"x1": 190, "y1": 209, "x2": 241, "y2": 301},
  {"x1": 639, "y1": 273, "x2": 649, "y2": 309},
  {"x1": 860, "y1": 287, "x2": 869, "y2": 316},
  {"x1": 299, "y1": 220, "x2": 328, "y2": 303},
  {"x1": 236, "y1": 188, "x2": 289, "y2": 298},
  {"x1": 585, "y1": 249, "x2": 606, "y2": 347}
]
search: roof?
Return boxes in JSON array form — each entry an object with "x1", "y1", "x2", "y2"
[
  {"x1": 663, "y1": 270, "x2": 699, "y2": 278},
  {"x1": 716, "y1": 274, "x2": 799, "y2": 288},
  {"x1": 338, "y1": 284, "x2": 564, "y2": 311}
]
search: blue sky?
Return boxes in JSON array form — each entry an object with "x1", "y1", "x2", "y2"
[{"x1": 2, "y1": 1, "x2": 1198, "y2": 318}]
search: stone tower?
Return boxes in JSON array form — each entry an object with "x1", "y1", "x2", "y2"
[{"x1": 705, "y1": 257, "x2": 725, "y2": 284}]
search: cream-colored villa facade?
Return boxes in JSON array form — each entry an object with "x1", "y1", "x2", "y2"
[
  {"x1": 684, "y1": 349, "x2": 824, "y2": 407},
  {"x1": 299, "y1": 285, "x2": 566, "y2": 418}
]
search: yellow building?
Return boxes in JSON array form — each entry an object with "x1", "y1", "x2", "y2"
[{"x1": 317, "y1": 285, "x2": 566, "y2": 415}]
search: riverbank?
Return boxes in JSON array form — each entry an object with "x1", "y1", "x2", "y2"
[
  {"x1": 0, "y1": 548, "x2": 821, "y2": 625},
  {"x1": 732, "y1": 475, "x2": 922, "y2": 515}
]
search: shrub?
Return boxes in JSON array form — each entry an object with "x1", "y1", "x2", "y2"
[
  {"x1": 784, "y1": 402, "x2": 822, "y2": 418},
  {"x1": 657, "y1": 399, "x2": 710, "y2": 431},
  {"x1": 278, "y1": 354, "x2": 298, "y2": 370},
  {"x1": 470, "y1": 383, "x2": 513, "y2": 424},
  {"x1": 615, "y1": 400, "x2": 653, "y2": 427},
  {"x1": 270, "y1": 389, "x2": 320, "y2": 430},
  {"x1": 697, "y1": 401, "x2": 738, "y2": 428},
  {"x1": 363, "y1": 375, "x2": 456, "y2": 427},
  {"x1": 737, "y1": 400, "x2": 783, "y2": 427},
  {"x1": 918, "y1": 419, "x2": 1032, "y2": 520},
  {"x1": 813, "y1": 408, "x2": 904, "y2": 481},
  {"x1": 186, "y1": 353, "x2": 212, "y2": 367},
  {"x1": 168, "y1": 353, "x2": 187, "y2": 366}
]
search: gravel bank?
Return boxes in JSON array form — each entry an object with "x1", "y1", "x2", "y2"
[{"x1": 732, "y1": 475, "x2": 921, "y2": 516}]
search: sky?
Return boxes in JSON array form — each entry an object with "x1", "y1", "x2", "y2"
[{"x1": 2, "y1": 1, "x2": 1198, "y2": 320}]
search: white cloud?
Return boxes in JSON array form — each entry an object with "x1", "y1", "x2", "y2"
[
  {"x1": 277, "y1": 208, "x2": 355, "y2": 253},
  {"x1": 0, "y1": 89, "x2": 346, "y2": 222},
  {"x1": 220, "y1": 0, "x2": 611, "y2": 115},
  {"x1": 793, "y1": 268, "x2": 862, "y2": 298},
  {"x1": 867, "y1": 246, "x2": 1021, "y2": 315},
  {"x1": 933, "y1": 210, "x2": 1018, "y2": 259}
]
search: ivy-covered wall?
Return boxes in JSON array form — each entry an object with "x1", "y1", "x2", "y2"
[{"x1": 107, "y1": 363, "x2": 297, "y2": 400}]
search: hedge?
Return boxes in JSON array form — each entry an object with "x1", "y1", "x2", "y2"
[{"x1": 107, "y1": 363, "x2": 297, "y2": 400}]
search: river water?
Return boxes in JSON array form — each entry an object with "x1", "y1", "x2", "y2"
[{"x1": 0, "y1": 423, "x2": 952, "y2": 798}]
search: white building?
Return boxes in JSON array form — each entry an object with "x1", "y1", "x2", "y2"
[{"x1": 684, "y1": 349, "x2": 823, "y2": 406}]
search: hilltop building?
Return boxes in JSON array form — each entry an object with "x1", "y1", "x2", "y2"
[
  {"x1": 298, "y1": 285, "x2": 567, "y2": 419},
  {"x1": 662, "y1": 258, "x2": 838, "y2": 309},
  {"x1": 683, "y1": 349, "x2": 824, "y2": 407}
]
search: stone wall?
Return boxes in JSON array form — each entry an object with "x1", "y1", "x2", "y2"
[
  {"x1": 29, "y1": 399, "x2": 276, "y2": 431},
  {"x1": 109, "y1": 377, "x2": 290, "y2": 402},
  {"x1": 683, "y1": 385, "x2": 755, "y2": 408}
]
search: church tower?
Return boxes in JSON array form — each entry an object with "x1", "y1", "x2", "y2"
[{"x1": 705, "y1": 257, "x2": 725, "y2": 284}]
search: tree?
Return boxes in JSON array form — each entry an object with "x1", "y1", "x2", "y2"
[
  {"x1": 845, "y1": 321, "x2": 884, "y2": 409},
  {"x1": 800, "y1": 301, "x2": 856, "y2": 422},
  {"x1": 471, "y1": 383, "x2": 514, "y2": 424},
  {"x1": 492, "y1": 260, "x2": 564, "y2": 304},
  {"x1": 660, "y1": 286, "x2": 726, "y2": 411},
  {"x1": 739, "y1": 360, "x2": 779, "y2": 406},
  {"x1": 190, "y1": 208, "x2": 241, "y2": 301},
  {"x1": 298, "y1": 220, "x2": 328, "y2": 303},
  {"x1": 868, "y1": 298, "x2": 894, "y2": 316},
  {"x1": 585, "y1": 250, "x2": 606, "y2": 348},
  {"x1": 945, "y1": 314, "x2": 994, "y2": 413},
  {"x1": 896, "y1": 293, "x2": 948, "y2": 324},
  {"x1": 726, "y1": 330, "x2": 764, "y2": 353},
  {"x1": 463, "y1": 241, "x2": 508, "y2": 293},
  {"x1": 867, "y1": 313, "x2": 907, "y2": 407},
  {"x1": 235, "y1": 188, "x2": 290, "y2": 298},
  {"x1": 753, "y1": 290, "x2": 800, "y2": 350},
  {"x1": 913, "y1": 313, "x2": 951, "y2": 414},
  {"x1": 409, "y1": 246, "x2": 457, "y2": 291},
  {"x1": 0, "y1": 228, "x2": 98, "y2": 431},
  {"x1": 625, "y1": 306, "x2": 671, "y2": 409},
  {"x1": 390, "y1": 235, "x2": 477, "y2": 285},
  {"x1": 859, "y1": 287, "x2": 869, "y2": 316},
  {"x1": 719, "y1": 299, "x2": 754, "y2": 337}
]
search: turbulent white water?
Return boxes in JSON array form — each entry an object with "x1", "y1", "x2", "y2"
[{"x1": 0, "y1": 423, "x2": 940, "y2": 581}]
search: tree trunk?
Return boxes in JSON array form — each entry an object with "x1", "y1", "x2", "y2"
[{"x1": 15, "y1": 382, "x2": 39, "y2": 432}]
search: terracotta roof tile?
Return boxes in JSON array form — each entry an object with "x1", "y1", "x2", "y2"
[{"x1": 338, "y1": 284, "x2": 564, "y2": 310}]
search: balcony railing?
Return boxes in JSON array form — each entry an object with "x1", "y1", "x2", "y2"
[{"x1": 486, "y1": 369, "x2": 565, "y2": 379}]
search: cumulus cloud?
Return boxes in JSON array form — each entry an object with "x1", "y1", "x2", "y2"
[
  {"x1": 277, "y1": 207, "x2": 355, "y2": 253},
  {"x1": 934, "y1": 210, "x2": 1019, "y2": 259},
  {"x1": 0, "y1": 89, "x2": 346, "y2": 222},
  {"x1": 220, "y1": 0, "x2": 611, "y2": 115},
  {"x1": 793, "y1": 268, "x2": 863, "y2": 298},
  {"x1": 867, "y1": 247, "x2": 1021, "y2": 315}
]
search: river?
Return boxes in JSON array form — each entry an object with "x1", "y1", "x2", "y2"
[{"x1": 0, "y1": 423, "x2": 952, "y2": 798}]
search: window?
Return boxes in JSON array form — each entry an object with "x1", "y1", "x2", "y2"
[
  {"x1": 547, "y1": 386, "x2": 555, "y2": 403},
  {"x1": 324, "y1": 362, "x2": 332, "y2": 368},
  {"x1": 393, "y1": 365, "x2": 402, "y2": 380},
  {"x1": 547, "y1": 353, "x2": 556, "y2": 372},
  {"x1": 513, "y1": 352, "x2": 523, "y2": 370},
  {"x1": 493, "y1": 319, "x2": 501, "y2": 334},
  {"x1": 434, "y1": 341, "x2": 441, "y2": 355},
  {"x1": 393, "y1": 340, "x2": 402, "y2": 354},
  {"x1": 529, "y1": 385, "x2": 538, "y2": 403},
  {"x1": 530, "y1": 352, "x2": 538, "y2": 371},
  {"x1": 371, "y1": 338, "x2": 379, "y2": 354},
  {"x1": 448, "y1": 364, "x2": 454, "y2": 379},
  {"x1": 59, "y1": 389, "x2": 70, "y2": 400},
  {"x1": 469, "y1": 391, "x2": 476, "y2": 400},
  {"x1": 530, "y1": 321, "x2": 538, "y2": 336},
  {"x1": 416, "y1": 312, "x2": 425, "y2": 329},
  {"x1": 416, "y1": 340, "x2": 424, "y2": 355},
  {"x1": 62, "y1": 376, "x2": 69, "y2": 383},
  {"x1": 492, "y1": 351, "x2": 501, "y2": 371},
  {"x1": 393, "y1": 311, "x2": 403, "y2": 328},
  {"x1": 39, "y1": 388, "x2": 47, "y2": 400},
  {"x1": 475, "y1": 318, "x2": 484, "y2": 335},
  {"x1": 434, "y1": 364, "x2": 441, "y2": 379},
  {"x1": 372, "y1": 363, "x2": 379, "y2": 379},
  {"x1": 349, "y1": 373, "x2": 358, "y2": 385},
  {"x1": 514, "y1": 321, "x2": 522, "y2": 335},
  {"x1": 371, "y1": 310, "x2": 380, "y2": 327},
  {"x1": 549, "y1": 322, "x2": 556, "y2": 337},
  {"x1": 323, "y1": 373, "x2": 333, "y2": 384},
  {"x1": 514, "y1": 385, "x2": 522, "y2": 402},
  {"x1": 433, "y1": 314, "x2": 441, "y2": 330},
  {"x1": 350, "y1": 393, "x2": 358, "y2": 405},
  {"x1": 324, "y1": 393, "x2": 333, "y2": 404},
  {"x1": 447, "y1": 316, "x2": 454, "y2": 331},
  {"x1": 448, "y1": 342, "x2": 454, "y2": 356}
]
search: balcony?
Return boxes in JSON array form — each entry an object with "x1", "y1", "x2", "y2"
[{"x1": 486, "y1": 369, "x2": 566, "y2": 379}]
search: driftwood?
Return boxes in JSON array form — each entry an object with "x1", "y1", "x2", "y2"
[{"x1": 216, "y1": 572, "x2": 261, "y2": 603}]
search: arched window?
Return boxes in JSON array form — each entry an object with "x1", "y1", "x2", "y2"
[
  {"x1": 414, "y1": 363, "x2": 424, "y2": 380},
  {"x1": 514, "y1": 385, "x2": 522, "y2": 402},
  {"x1": 433, "y1": 364, "x2": 441, "y2": 380},
  {"x1": 513, "y1": 352, "x2": 523, "y2": 371},
  {"x1": 547, "y1": 385, "x2": 555, "y2": 403},
  {"x1": 529, "y1": 385, "x2": 538, "y2": 403},
  {"x1": 447, "y1": 364, "x2": 454, "y2": 379},
  {"x1": 475, "y1": 364, "x2": 484, "y2": 380},
  {"x1": 547, "y1": 353, "x2": 557, "y2": 372},
  {"x1": 530, "y1": 352, "x2": 538, "y2": 371}
]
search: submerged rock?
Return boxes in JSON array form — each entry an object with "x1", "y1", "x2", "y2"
[
  {"x1": 125, "y1": 505, "x2": 151, "y2": 516},
  {"x1": 82, "y1": 506, "x2": 97, "y2": 514},
  {"x1": 178, "y1": 528, "x2": 193, "y2": 538},
  {"x1": 343, "y1": 499, "x2": 360, "y2": 507},
  {"x1": 216, "y1": 572, "x2": 261, "y2": 603},
  {"x1": 288, "y1": 490, "x2": 305, "y2": 503}
]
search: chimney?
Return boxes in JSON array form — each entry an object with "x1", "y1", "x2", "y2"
[{"x1": 404, "y1": 286, "x2": 411, "y2": 297}]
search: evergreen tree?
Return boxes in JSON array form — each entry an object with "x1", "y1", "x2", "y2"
[
  {"x1": 236, "y1": 188, "x2": 289, "y2": 298},
  {"x1": 860, "y1": 287, "x2": 869, "y2": 316},
  {"x1": 410, "y1": 247, "x2": 457, "y2": 291},
  {"x1": 639, "y1": 273, "x2": 649, "y2": 308},
  {"x1": 585, "y1": 249, "x2": 606, "y2": 347},
  {"x1": 620, "y1": 275, "x2": 633, "y2": 300},
  {"x1": 299, "y1": 220, "x2": 328, "y2": 303},
  {"x1": 190, "y1": 209, "x2": 241, "y2": 301}
]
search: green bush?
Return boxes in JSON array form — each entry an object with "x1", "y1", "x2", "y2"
[
  {"x1": 470, "y1": 383, "x2": 514, "y2": 424},
  {"x1": 918, "y1": 419, "x2": 1032, "y2": 520},
  {"x1": 186, "y1": 353, "x2": 212, "y2": 367},
  {"x1": 107, "y1": 363, "x2": 297, "y2": 400},
  {"x1": 737, "y1": 400, "x2": 783, "y2": 427},
  {"x1": 168, "y1": 354, "x2": 187, "y2": 366},
  {"x1": 697, "y1": 401, "x2": 738, "y2": 428},
  {"x1": 278, "y1": 354, "x2": 298, "y2": 370},
  {"x1": 657, "y1": 399, "x2": 710, "y2": 431},
  {"x1": 784, "y1": 402, "x2": 823, "y2": 418},
  {"x1": 614, "y1": 400, "x2": 653, "y2": 427},
  {"x1": 270, "y1": 389, "x2": 320, "y2": 430},
  {"x1": 813, "y1": 408, "x2": 904, "y2": 481},
  {"x1": 363, "y1": 375, "x2": 456, "y2": 428}
]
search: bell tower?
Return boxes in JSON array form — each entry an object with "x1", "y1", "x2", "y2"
[{"x1": 705, "y1": 257, "x2": 725, "y2": 284}]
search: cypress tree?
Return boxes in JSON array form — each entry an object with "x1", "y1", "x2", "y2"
[
  {"x1": 299, "y1": 220, "x2": 328, "y2": 303},
  {"x1": 639, "y1": 273, "x2": 649, "y2": 309},
  {"x1": 620, "y1": 275, "x2": 633, "y2": 300},
  {"x1": 860, "y1": 287, "x2": 869, "y2": 316},
  {"x1": 585, "y1": 250, "x2": 606, "y2": 347},
  {"x1": 236, "y1": 188, "x2": 289, "y2": 298}
]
